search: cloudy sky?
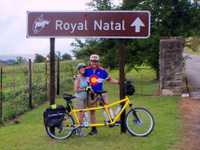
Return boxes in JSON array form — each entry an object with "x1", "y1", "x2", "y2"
[{"x1": 0, "y1": 0, "x2": 122, "y2": 59}]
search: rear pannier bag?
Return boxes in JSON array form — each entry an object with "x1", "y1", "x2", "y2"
[{"x1": 43, "y1": 104, "x2": 66, "y2": 127}]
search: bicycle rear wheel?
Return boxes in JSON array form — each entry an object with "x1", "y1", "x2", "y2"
[
  {"x1": 45, "y1": 113, "x2": 75, "y2": 139},
  {"x1": 125, "y1": 108, "x2": 154, "y2": 137}
]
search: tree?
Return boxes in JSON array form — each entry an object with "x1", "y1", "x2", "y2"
[
  {"x1": 62, "y1": 53, "x2": 72, "y2": 60},
  {"x1": 71, "y1": 39, "x2": 101, "y2": 60},
  {"x1": 121, "y1": 0, "x2": 141, "y2": 10},
  {"x1": 56, "y1": 51, "x2": 61, "y2": 60},
  {"x1": 71, "y1": 0, "x2": 200, "y2": 78},
  {"x1": 16, "y1": 56, "x2": 26, "y2": 64},
  {"x1": 189, "y1": 37, "x2": 200, "y2": 51},
  {"x1": 87, "y1": 0, "x2": 113, "y2": 10},
  {"x1": 130, "y1": 0, "x2": 200, "y2": 77},
  {"x1": 46, "y1": 51, "x2": 61, "y2": 61},
  {"x1": 34, "y1": 53, "x2": 46, "y2": 63},
  {"x1": 71, "y1": 0, "x2": 146, "y2": 69}
]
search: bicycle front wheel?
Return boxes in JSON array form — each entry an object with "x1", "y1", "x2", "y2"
[
  {"x1": 45, "y1": 113, "x2": 75, "y2": 139},
  {"x1": 125, "y1": 108, "x2": 154, "y2": 137}
]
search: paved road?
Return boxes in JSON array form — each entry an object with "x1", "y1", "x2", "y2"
[{"x1": 183, "y1": 53, "x2": 200, "y2": 99}]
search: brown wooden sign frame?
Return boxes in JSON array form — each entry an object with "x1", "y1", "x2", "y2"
[{"x1": 27, "y1": 11, "x2": 150, "y2": 39}]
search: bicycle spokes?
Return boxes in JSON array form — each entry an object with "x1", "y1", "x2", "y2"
[
  {"x1": 125, "y1": 108, "x2": 154, "y2": 137},
  {"x1": 45, "y1": 114, "x2": 75, "y2": 139}
]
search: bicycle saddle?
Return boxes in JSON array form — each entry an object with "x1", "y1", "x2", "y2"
[{"x1": 63, "y1": 95, "x2": 76, "y2": 101}]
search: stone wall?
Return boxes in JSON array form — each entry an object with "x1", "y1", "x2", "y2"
[{"x1": 159, "y1": 37, "x2": 183, "y2": 96}]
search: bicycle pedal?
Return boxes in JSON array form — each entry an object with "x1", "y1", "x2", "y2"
[
  {"x1": 72, "y1": 129, "x2": 77, "y2": 134},
  {"x1": 111, "y1": 122, "x2": 121, "y2": 127},
  {"x1": 115, "y1": 121, "x2": 121, "y2": 124}
]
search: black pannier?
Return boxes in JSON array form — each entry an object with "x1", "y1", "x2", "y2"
[
  {"x1": 43, "y1": 104, "x2": 66, "y2": 127},
  {"x1": 125, "y1": 81, "x2": 135, "y2": 96}
]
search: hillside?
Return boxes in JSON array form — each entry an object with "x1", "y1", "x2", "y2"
[
  {"x1": 0, "y1": 59, "x2": 16, "y2": 65},
  {"x1": 0, "y1": 54, "x2": 35, "y2": 61}
]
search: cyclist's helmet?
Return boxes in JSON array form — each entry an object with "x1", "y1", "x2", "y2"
[
  {"x1": 90, "y1": 54, "x2": 99, "y2": 61},
  {"x1": 76, "y1": 63, "x2": 86, "y2": 70}
]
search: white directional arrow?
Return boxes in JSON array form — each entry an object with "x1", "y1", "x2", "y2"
[{"x1": 131, "y1": 17, "x2": 145, "y2": 32}]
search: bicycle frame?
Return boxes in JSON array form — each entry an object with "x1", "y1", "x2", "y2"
[{"x1": 68, "y1": 96, "x2": 132, "y2": 127}]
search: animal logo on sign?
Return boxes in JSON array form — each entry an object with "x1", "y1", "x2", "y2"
[{"x1": 32, "y1": 14, "x2": 51, "y2": 34}]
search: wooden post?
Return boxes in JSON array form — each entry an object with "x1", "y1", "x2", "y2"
[
  {"x1": 119, "y1": 39, "x2": 126, "y2": 133},
  {"x1": 29, "y1": 59, "x2": 33, "y2": 109},
  {"x1": 0, "y1": 61, "x2": 3, "y2": 118},
  {"x1": 45, "y1": 58, "x2": 48, "y2": 101},
  {"x1": 141, "y1": 73, "x2": 143, "y2": 95},
  {"x1": 57, "y1": 58, "x2": 60, "y2": 95},
  {"x1": 50, "y1": 38, "x2": 55, "y2": 105},
  {"x1": 50, "y1": 38, "x2": 55, "y2": 134}
]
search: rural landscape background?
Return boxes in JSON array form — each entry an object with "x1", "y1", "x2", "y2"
[{"x1": 1, "y1": 0, "x2": 200, "y2": 149}]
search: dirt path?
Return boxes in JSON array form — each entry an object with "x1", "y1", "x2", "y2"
[{"x1": 178, "y1": 97, "x2": 200, "y2": 150}]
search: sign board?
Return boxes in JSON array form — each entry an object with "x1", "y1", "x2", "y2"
[{"x1": 27, "y1": 11, "x2": 150, "y2": 39}]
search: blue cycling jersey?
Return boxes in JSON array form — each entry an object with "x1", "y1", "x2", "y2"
[{"x1": 85, "y1": 66, "x2": 111, "y2": 92}]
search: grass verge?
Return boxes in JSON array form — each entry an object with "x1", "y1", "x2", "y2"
[
  {"x1": 0, "y1": 80, "x2": 182, "y2": 150},
  {"x1": 184, "y1": 48, "x2": 200, "y2": 55}
]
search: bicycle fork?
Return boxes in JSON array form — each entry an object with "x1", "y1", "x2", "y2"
[{"x1": 129, "y1": 104, "x2": 141, "y2": 124}]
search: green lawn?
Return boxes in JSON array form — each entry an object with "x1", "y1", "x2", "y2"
[
  {"x1": 0, "y1": 78, "x2": 182, "y2": 150},
  {"x1": 184, "y1": 47, "x2": 200, "y2": 55}
]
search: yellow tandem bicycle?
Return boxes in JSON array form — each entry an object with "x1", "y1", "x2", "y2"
[{"x1": 45, "y1": 79, "x2": 154, "y2": 139}]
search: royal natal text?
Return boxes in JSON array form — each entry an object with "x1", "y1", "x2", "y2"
[{"x1": 55, "y1": 20, "x2": 126, "y2": 33}]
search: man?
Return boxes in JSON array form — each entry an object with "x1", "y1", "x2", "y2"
[{"x1": 85, "y1": 54, "x2": 119, "y2": 135}]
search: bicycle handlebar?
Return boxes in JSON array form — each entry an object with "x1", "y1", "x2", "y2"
[
  {"x1": 128, "y1": 76, "x2": 133, "y2": 82},
  {"x1": 93, "y1": 91, "x2": 107, "y2": 103},
  {"x1": 125, "y1": 76, "x2": 133, "y2": 83},
  {"x1": 95, "y1": 91, "x2": 107, "y2": 95}
]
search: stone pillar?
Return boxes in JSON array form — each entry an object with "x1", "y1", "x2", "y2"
[{"x1": 159, "y1": 37, "x2": 183, "y2": 96}]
